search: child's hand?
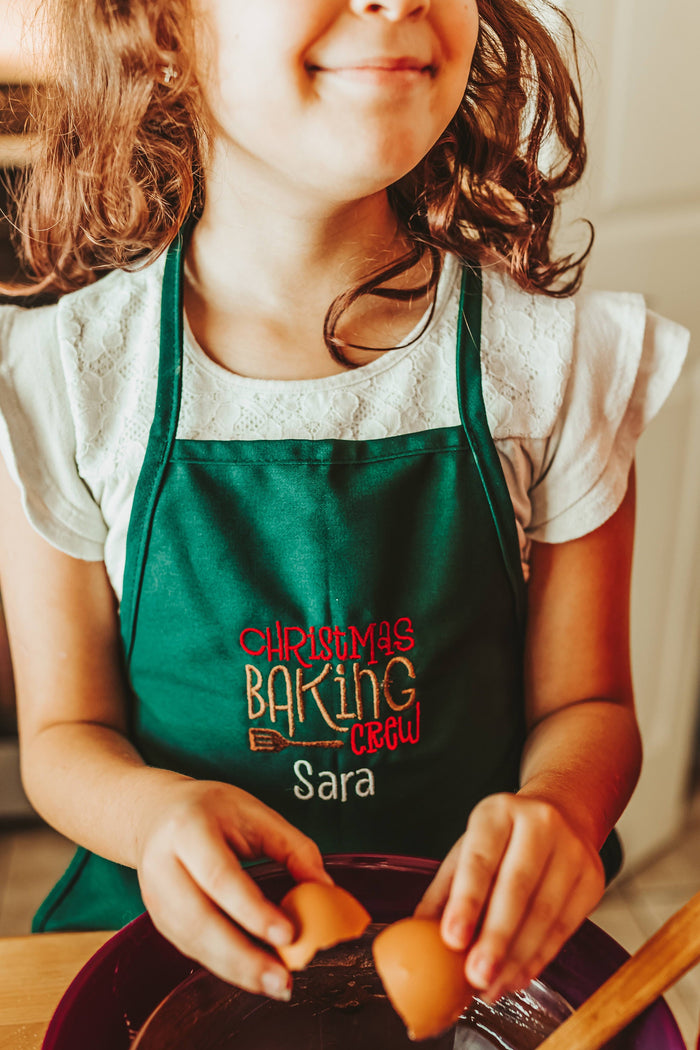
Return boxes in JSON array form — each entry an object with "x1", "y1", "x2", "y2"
[
  {"x1": 135, "y1": 779, "x2": 331, "y2": 999},
  {"x1": 414, "y1": 792, "x2": 605, "y2": 1003}
]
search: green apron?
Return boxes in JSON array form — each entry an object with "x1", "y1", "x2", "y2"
[{"x1": 34, "y1": 235, "x2": 528, "y2": 932}]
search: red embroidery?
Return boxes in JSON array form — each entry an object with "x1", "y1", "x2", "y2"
[
  {"x1": 240, "y1": 627, "x2": 266, "y2": 658},
  {"x1": 240, "y1": 618, "x2": 415, "y2": 667},
  {"x1": 350, "y1": 703, "x2": 421, "y2": 755},
  {"x1": 243, "y1": 620, "x2": 419, "y2": 756},
  {"x1": 393, "y1": 617, "x2": 415, "y2": 652},
  {"x1": 349, "y1": 623, "x2": 377, "y2": 665}
]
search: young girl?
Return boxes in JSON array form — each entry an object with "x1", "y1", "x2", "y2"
[{"x1": 0, "y1": 0, "x2": 689, "y2": 1010}]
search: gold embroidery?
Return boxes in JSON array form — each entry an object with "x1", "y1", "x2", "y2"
[
  {"x1": 353, "y1": 661, "x2": 380, "y2": 720},
  {"x1": 249, "y1": 728, "x2": 344, "y2": 753},
  {"x1": 246, "y1": 664, "x2": 265, "y2": 718},
  {"x1": 296, "y1": 663, "x2": 328, "y2": 723},
  {"x1": 246, "y1": 654, "x2": 417, "y2": 746},
  {"x1": 295, "y1": 664, "x2": 348, "y2": 733},
  {"x1": 267, "y1": 664, "x2": 295, "y2": 737},
  {"x1": 335, "y1": 663, "x2": 355, "y2": 719},
  {"x1": 383, "y1": 656, "x2": 417, "y2": 712}
]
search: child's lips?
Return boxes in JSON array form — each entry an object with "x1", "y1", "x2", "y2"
[{"x1": 308, "y1": 57, "x2": 437, "y2": 82}]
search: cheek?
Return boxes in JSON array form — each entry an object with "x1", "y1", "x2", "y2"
[
  {"x1": 197, "y1": 4, "x2": 290, "y2": 119},
  {"x1": 447, "y1": 1, "x2": 480, "y2": 84},
  {"x1": 208, "y1": 44, "x2": 291, "y2": 148},
  {"x1": 439, "y1": 4, "x2": 480, "y2": 121}
]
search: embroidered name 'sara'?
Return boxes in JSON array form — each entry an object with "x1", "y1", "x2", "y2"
[{"x1": 293, "y1": 759, "x2": 376, "y2": 802}]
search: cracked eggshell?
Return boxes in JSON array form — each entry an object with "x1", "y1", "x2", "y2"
[
  {"x1": 373, "y1": 917, "x2": 475, "y2": 1041},
  {"x1": 276, "y1": 882, "x2": 371, "y2": 971}
]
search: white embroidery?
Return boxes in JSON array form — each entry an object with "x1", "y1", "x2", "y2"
[{"x1": 293, "y1": 759, "x2": 376, "y2": 802}]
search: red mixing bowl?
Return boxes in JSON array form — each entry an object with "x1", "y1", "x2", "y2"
[{"x1": 41, "y1": 854, "x2": 685, "y2": 1049}]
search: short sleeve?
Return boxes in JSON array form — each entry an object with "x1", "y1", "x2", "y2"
[
  {"x1": 527, "y1": 290, "x2": 690, "y2": 543},
  {"x1": 0, "y1": 303, "x2": 107, "y2": 559}
]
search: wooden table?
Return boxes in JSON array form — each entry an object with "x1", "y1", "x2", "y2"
[{"x1": 0, "y1": 931, "x2": 115, "y2": 1050}]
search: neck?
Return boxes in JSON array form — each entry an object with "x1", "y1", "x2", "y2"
[
  {"x1": 183, "y1": 141, "x2": 431, "y2": 379},
  {"x1": 188, "y1": 141, "x2": 404, "y2": 314}
]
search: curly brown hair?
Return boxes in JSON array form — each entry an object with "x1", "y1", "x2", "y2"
[{"x1": 8, "y1": 0, "x2": 591, "y2": 362}]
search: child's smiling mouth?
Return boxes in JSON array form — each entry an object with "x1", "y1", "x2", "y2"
[{"x1": 307, "y1": 56, "x2": 437, "y2": 84}]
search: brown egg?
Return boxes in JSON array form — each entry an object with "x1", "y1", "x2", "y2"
[
  {"x1": 276, "y1": 882, "x2": 371, "y2": 971},
  {"x1": 373, "y1": 917, "x2": 475, "y2": 1041}
]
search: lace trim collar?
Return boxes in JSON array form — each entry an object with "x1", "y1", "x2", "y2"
[{"x1": 181, "y1": 254, "x2": 461, "y2": 392}]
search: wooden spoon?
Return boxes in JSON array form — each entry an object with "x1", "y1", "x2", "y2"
[{"x1": 538, "y1": 888, "x2": 700, "y2": 1050}]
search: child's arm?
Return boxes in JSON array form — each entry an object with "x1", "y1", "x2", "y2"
[
  {"x1": 417, "y1": 467, "x2": 641, "y2": 1002},
  {"x1": 0, "y1": 455, "x2": 328, "y2": 1000}
]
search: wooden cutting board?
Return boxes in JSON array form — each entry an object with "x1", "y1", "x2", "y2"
[{"x1": 0, "y1": 931, "x2": 114, "y2": 1050}]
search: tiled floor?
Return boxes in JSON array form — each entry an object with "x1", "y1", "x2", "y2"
[{"x1": 1, "y1": 802, "x2": 699, "y2": 1048}]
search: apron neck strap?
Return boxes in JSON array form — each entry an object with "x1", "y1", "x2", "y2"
[
  {"x1": 120, "y1": 228, "x2": 188, "y2": 655},
  {"x1": 154, "y1": 226, "x2": 189, "y2": 445},
  {"x1": 456, "y1": 264, "x2": 526, "y2": 628}
]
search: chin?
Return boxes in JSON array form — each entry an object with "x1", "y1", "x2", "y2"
[
  {"x1": 317, "y1": 168, "x2": 414, "y2": 205},
  {"x1": 324, "y1": 141, "x2": 433, "y2": 198}
]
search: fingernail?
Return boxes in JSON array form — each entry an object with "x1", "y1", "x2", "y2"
[
  {"x1": 444, "y1": 917, "x2": 469, "y2": 950},
  {"x1": 469, "y1": 954, "x2": 495, "y2": 987},
  {"x1": 267, "y1": 923, "x2": 293, "y2": 947},
  {"x1": 262, "y1": 970, "x2": 292, "y2": 1001},
  {"x1": 482, "y1": 984, "x2": 502, "y2": 1005}
]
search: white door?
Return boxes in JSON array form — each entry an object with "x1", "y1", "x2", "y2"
[{"x1": 560, "y1": 0, "x2": 700, "y2": 870}]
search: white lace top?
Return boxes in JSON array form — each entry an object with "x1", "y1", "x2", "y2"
[{"x1": 0, "y1": 253, "x2": 689, "y2": 599}]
